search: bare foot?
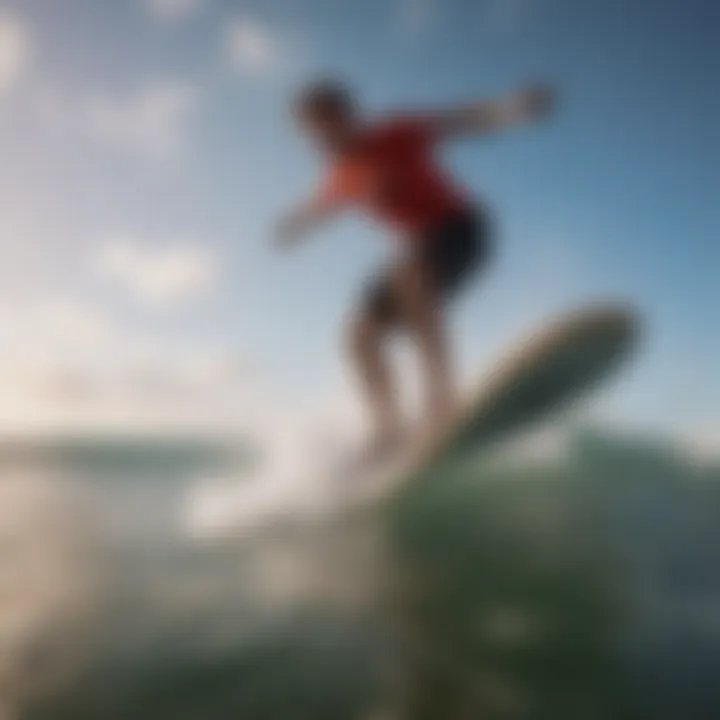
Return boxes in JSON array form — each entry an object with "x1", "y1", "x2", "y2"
[
  {"x1": 428, "y1": 391, "x2": 459, "y2": 432},
  {"x1": 368, "y1": 425, "x2": 408, "y2": 461}
]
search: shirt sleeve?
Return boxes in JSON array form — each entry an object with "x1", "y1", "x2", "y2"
[{"x1": 316, "y1": 163, "x2": 362, "y2": 211}]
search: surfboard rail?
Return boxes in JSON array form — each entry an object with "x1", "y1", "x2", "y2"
[{"x1": 349, "y1": 302, "x2": 641, "y2": 509}]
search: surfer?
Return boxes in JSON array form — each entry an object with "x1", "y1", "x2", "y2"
[{"x1": 275, "y1": 80, "x2": 556, "y2": 464}]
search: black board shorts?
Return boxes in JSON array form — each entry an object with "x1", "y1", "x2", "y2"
[{"x1": 364, "y1": 206, "x2": 493, "y2": 325}]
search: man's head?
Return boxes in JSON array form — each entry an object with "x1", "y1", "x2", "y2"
[{"x1": 293, "y1": 80, "x2": 358, "y2": 152}]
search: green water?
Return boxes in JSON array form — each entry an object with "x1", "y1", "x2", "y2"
[{"x1": 4, "y1": 430, "x2": 720, "y2": 719}]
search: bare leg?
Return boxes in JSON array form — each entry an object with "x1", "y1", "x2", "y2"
[
  {"x1": 393, "y1": 259, "x2": 457, "y2": 429},
  {"x1": 347, "y1": 314, "x2": 402, "y2": 446},
  {"x1": 346, "y1": 257, "x2": 457, "y2": 457}
]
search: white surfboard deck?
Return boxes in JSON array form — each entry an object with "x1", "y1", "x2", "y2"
[{"x1": 339, "y1": 303, "x2": 640, "y2": 511}]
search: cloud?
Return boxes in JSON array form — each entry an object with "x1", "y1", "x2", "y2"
[
  {"x1": 18, "y1": 80, "x2": 198, "y2": 158},
  {"x1": 226, "y1": 18, "x2": 281, "y2": 74},
  {"x1": 93, "y1": 237, "x2": 219, "y2": 308},
  {"x1": 184, "y1": 390, "x2": 365, "y2": 538},
  {"x1": 0, "y1": 296, "x2": 116, "y2": 429},
  {"x1": 0, "y1": 13, "x2": 29, "y2": 94},
  {"x1": 0, "y1": 290, "x2": 255, "y2": 436},
  {"x1": 84, "y1": 81, "x2": 198, "y2": 157},
  {"x1": 144, "y1": 0, "x2": 204, "y2": 22},
  {"x1": 0, "y1": 297, "x2": 112, "y2": 353}
]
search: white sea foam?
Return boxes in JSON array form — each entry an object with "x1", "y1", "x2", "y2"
[
  {"x1": 183, "y1": 397, "x2": 366, "y2": 539},
  {"x1": 0, "y1": 471, "x2": 101, "y2": 714}
]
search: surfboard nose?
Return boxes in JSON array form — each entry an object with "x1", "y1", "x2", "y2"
[
  {"x1": 442, "y1": 302, "x2": 644, "y2": 457},
  {"x1": 568, "y1": 302, "x2": 642, "y2": 370},
  {"x1": 580, "y1": 302, "x2": 641, "y2": 343}
]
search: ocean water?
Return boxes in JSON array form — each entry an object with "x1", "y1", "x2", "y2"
[{"x1": 1, "y1": 429, "x2": 719, "y2": 720}]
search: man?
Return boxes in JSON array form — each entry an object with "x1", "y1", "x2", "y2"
[{"x1": 275, "y1": 80, "x2": 556, "y2": 465}]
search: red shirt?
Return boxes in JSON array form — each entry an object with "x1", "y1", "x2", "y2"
[{"x1": 318, "y1": 116, "x2": 469, "y2": 236}]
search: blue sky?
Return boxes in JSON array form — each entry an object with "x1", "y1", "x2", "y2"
[{"x1": 0, "y1": 0, "x2": 717, "y2": 439}]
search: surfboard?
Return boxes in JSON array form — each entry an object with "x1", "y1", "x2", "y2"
[{"x1": 346, "y1": 302, "x2": 640, "y2": 509}]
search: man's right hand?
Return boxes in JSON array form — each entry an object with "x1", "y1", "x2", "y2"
[
  {"x1": 520, "y1": 84, "x2": 557, "y2": 122},
  {"x1": 272, "y1": 199, "x2": 338, "y2": 252}
]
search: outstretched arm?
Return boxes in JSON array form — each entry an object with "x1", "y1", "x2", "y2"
[
  {"x1": 273, "y1": 197, "x2": 340, "y2": 250},
  {"x1": 429, "y1": 84, "x2": 556, "y2": 140}
]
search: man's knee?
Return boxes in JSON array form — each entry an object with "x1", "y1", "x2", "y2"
[
  {"x1": 392, "y1": 260, "x2": 435, "y2": 321},
  {"x1": 346, "y1": 314, "x2": 382, "y2": 364}
]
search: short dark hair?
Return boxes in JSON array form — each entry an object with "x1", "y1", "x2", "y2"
[{"x1": 293, "y1": 80, "x2": 355, "y2": 121}]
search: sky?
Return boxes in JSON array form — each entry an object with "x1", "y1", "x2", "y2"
[{"x1": 0, "y1": 0, "x2": 717, "y2": 443}]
